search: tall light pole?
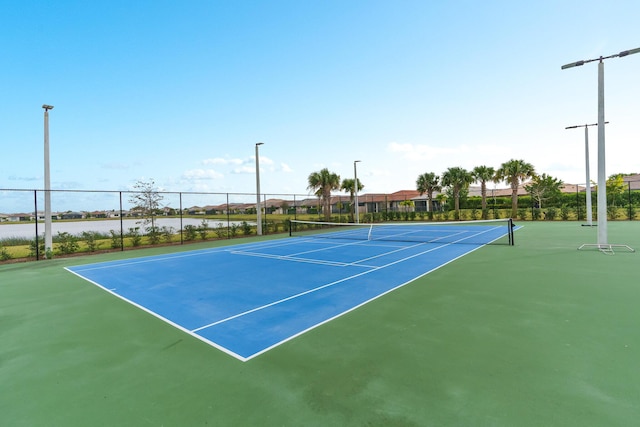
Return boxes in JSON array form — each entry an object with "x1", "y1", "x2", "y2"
[
  {"x1": 255, "y1": 142, "x2": 264, "y2": 236},
  {"x1": 565, "y1": 122, "x2": 608, "y2": 227},
  {"x1": 562, "y1": 47, "x2": 639, "y2": 252},
  {"x1": 42, "y1": 104, "x2": 54, "y2": 257},
  {"x1": 353, "y1": 160, "x2": 361, "y2": 223}
]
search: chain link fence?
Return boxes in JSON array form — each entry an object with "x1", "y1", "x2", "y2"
[{"x1": 1, "y1": 186, "x2": 638, "y2": 261}]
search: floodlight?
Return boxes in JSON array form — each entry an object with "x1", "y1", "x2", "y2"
[
  {"x1": 562, "y1": 48, "x2": 637, "y2": 252},
  {"x1": 618, "y1": 47, "x2": 640, "y2": 57},
  {"x1": 561, "y1": 60, "x2": 584, "y2": 70}
]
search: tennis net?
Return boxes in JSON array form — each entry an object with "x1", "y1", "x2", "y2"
[{"x1": 289, "y1": 218, "x2": 514, "y2": 246}]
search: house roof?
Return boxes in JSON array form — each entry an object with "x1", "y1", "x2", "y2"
[{"x1": 623, "y1": 174, "x2": 640, "y2": 190}]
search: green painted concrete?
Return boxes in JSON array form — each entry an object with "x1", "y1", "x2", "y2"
[{"x1": 1, "y1": 222, "x2": 639, "y2": 426}]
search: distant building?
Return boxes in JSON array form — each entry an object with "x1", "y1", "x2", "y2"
[{"x1": 61, "y1": 212, "x2": 84, "y2": 220}]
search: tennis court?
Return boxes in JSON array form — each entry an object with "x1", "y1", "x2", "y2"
[
  {"x1": 3, "y1": 221, "x2": 640, "y2": 426},
  {"x1": 66, "y1": 220, "x2": 514, "y2": 361}
]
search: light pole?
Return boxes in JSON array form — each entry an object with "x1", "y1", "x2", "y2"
[
  {"x1": 255, "y1": 142, "x2": 264, "y2": 236},
  {"x1": 42, "y1": 104, "x2": 54, "y2": 257},
  {"x1": 565, "y1": 122, "x2": 608, "y2": 227},
  {"x1": 354, "y1": 160, "x2": 361, "y2": 223},
  {"x1": 562, "y1": 47, "x2": 640, "y2": 252}
]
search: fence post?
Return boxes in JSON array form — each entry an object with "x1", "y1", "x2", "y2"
[
  {"x1": 226, "y1": 193, "x2": 231, "y2": 238},
  {"x1": 34, "y1": 190, "x2": 40, "y2": 260},
  {"x1": 119, "y1": 192, "x2": 124, "y2": 251},
  {"x1": 179, "y1": 193, "x2": 184, "y2": 244},
  {"x1": 629, "y1": 182, "x2": 632, "y2": 221}
]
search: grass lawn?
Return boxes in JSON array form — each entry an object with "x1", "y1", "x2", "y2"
[{"x1": 1, "y1": 222, "x2": 639, "y2": 426}]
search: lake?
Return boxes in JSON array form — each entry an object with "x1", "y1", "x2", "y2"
[{"x1": 0, "y1": 218, "x2": 250, "y2": 240}]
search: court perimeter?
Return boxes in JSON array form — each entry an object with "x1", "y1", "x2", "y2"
[{"x1": 2, "y1": 222, "x2": 639, "y2": 426}]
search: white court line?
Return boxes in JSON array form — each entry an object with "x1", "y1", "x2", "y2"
[
  {"x1": 68, "y1": 235, "x2": 338, "y2": 272},
  {"x1": 229, "y1": 250, "x2": 362, "y2": 267},
  {"x1": 192, "y1": 240, "x2": 453, "y2": 333},
  {"x1": 231, "y1": 236, "x2": 434, "y2": 269},
  {"x1": 193, "y1": 225, "x2": 506, "y2": 334},
  {"x1": 231, "y1": 239, "x2": 425, "y2": 268}
]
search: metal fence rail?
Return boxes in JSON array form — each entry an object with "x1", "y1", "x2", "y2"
[{"x1": 1, "y1": 187, "x2": 637, "y2": 261}]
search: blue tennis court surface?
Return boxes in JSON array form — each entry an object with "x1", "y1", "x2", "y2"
[{"x1": 66, "y1": 222, "x2": 514, "y2": 361}]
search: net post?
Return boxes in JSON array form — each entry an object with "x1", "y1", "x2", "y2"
[
  {"x1": 508, "y1": 218, "x2": 514, "y2": 246},
  {"x1": 289, "y1": 219, "x2": 293, "y2": 237}
]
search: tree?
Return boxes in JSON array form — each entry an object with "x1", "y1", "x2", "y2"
[
  {"x1": 441, "y1": 167, "x2": 473, "y2": 219},
  {"x1": 340, "y1": 178, "x2": 364, "y2": 223},
  {"x1": 606, "y1": 174, "x2": 626, "y2": 208},
  {"x1": 416, "y1": 172, "x2": 441, "y2": 214},
  {"x1": 399, "y1": 199, "x2": 415, "y2": 220},
  {"x1": 471, "y1": 165, "x2": 495, "y2": 219},
  {"x1": 435, "y1": 193, "x2": 448, "y2": 211},
  {"x1": 495, "y1": 159, "x2": 536, "y2": 218},
  {"x1": 524, "y1": 173, "x2": 563, "y2": 209},
  {"x1": 307, "y1": 168, "x2": 341, "y2": 221},
  {"x1": 128, "y1": 179, "x2": 164, "y2": 230}
]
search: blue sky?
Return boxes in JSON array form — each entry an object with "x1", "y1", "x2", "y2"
[{"x1": 1, "y1": 0, "x2": 639, "y2": 212}]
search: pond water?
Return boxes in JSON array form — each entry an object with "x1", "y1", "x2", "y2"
[{"x1": 0, "y1": 218, "x2": 250, "y2": 240}]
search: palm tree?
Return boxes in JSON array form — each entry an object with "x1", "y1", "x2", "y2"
[
  {"x1": 307, "y1": 168, "x2": 341, "y2": 221},
  {"x1": 435, "y1": 193, "x2": 448, "y2": 212},
  {"x1": 340, "y1": 178, "x2": 364, "y2": 223},
  {"x1": 416, "y1": 172, "x2": 441, "y2": 216},
  {"x1": 471, "y1": 165, "x2": 496, "y2": 219},
  {"x1": 495, "y1": 159, "x2": 536, "y2": 218},
  {"x1": 441, "y1": 167, "x2": 473, "y2": 220}
]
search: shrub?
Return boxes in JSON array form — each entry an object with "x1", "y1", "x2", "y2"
[
  {"x1": 198, "y1": 220, "x2": 210, "y2": 240},
  {"x1": 29, "y1": 238, "x2": 44, "y2": 258},
  {"x1": 230, "y1": 223, "x2": 239, "y2": 237},
  {"x1": 109, "y1": 230, "x2": 121, "y2": 249},
  {"x1": 560, "y1": 205, "x2": 571, "y2": 221},
  {"x1": 517, "y1": 208, "x2": 527, "y2": 221},
  {"x1": 56, "y1": 231, "x2": 79, "y2": 255},
  {"x1": 607, "y1": 206, "x2": 620, "y2": 220},
  {"x1": 81, "y1": 231, "x2": 100, "y2": 252},
  {"x1": 146, "y1": 226, "x2": 161, "y2": 245},
  {"x1": 241, "y1": 221, "x2": 252, "y2": 236},
  {"x1": 214, "y1": 223, "x2": 228, "y2": 239},
  {"x1": 183, "y1": 225, "x2": 197, "y2": 241},
  {"x1": 127, "y1": 227, "x2": 142, "y2": 246},
  {"x1": 545, "y1": 208, "x2": 557, "y2": 221},
  {"x1": 0, "y1": 246, "x2": 12, "y2": 261},
  {"x1": 532, "y1": 208, "x2": 542, "y2": 221},
  {"x1": 161, "y1": 226, "x2": 175, "y2": 243}
]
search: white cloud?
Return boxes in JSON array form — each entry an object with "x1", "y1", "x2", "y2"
[
  {"x1": 231, "y1": 165, "x2": 256, "y2": 174},
  {"x1": 258, "y1": 155, "x2": 274, "y2": 166},
  {"x1": 280, "y1": 162, "x2": 293, "y2": 173},
  {"x1": 182, "y1": 169, "x2": 224, "y2": 180},
  {"x1": 203, "y1": 157, "x2": 243, "y2": 166},
  {"x1": 387, "y1": 142, "x2": 473, "y2": 161}
]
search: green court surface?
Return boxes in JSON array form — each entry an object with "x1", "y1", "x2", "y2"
[{"x1": 2, "y1": 222, "x2": 639, "y2": 426}]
